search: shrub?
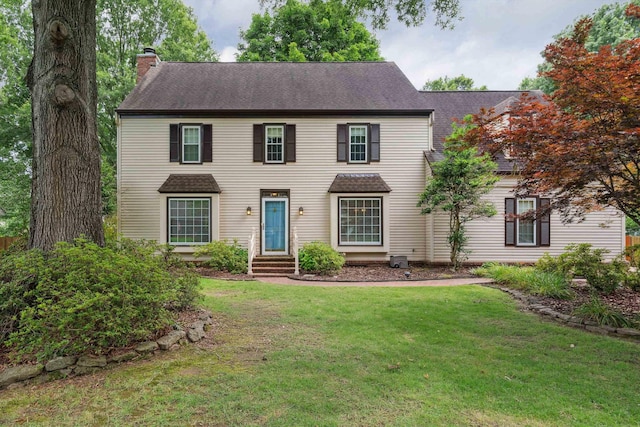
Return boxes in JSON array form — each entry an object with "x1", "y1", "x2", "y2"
[
  {"x1": 573, "y1": 296, "x2": 631, "y2": 328},
  {"x1": 1, "y1": 238, "x2": 201, "y2": 361},
  {"x1": 625, "y1": 244, "x2": 640, "y2": 268},
  {"x1": 299, "y1": 241, "x2": 345, "y2": 275},
  {"x1": 582, "y1": 257, "x2": 627, "y2": 295},
  {"x1": 536, "y1": 243, "x2": 609, "y2": 278},
  {"x1": 623, "y1": 271, "x2": 640, "y2": 291},
  {"x1": 193, "y1": 239, "x2": 248, "y2": 273}
]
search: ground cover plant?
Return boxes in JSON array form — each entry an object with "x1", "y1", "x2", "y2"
[
  {"x1": 0, "y1": 238, "x2": 200, "y2": 362},
  {"x1": 1, "y1": 279, "x2": 639, "y2": 426},
  {"x1": 298, "y1": 241, "x2": 345, "y2": 274}
]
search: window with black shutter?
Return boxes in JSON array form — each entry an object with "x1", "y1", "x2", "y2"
[
  {"x1": 254, "y1": 124, "x2": 296, "y2": 163},
  {"x1": 169, "y1": 123, "x2": 212, "y2": 164},
  {"x1": 505, "y1": 197, "x2": 551, "y2": 247},
  {"x1": 337, "y1": 123, "x2": 380, "y2": 163}
]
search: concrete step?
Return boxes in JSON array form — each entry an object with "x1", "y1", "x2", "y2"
[{"x1": 251, "y1": 266, "x2": 296, "y2": 274}]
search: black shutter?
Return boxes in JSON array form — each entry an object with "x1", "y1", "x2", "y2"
[
  {"x1": 170, "y1": 124, "x2": 180, "y2": 162},
  {"x1": 253, "y1": 124, "x2": 264, "y2": 162},
  {"x1": 539, "y1": 198, "x2": 551, "y2": 246},
  {"x1": 370, "y1": 124, "x2": 380, "y2": 162},
  {"x1": 202, "y1": 124, "x2": 212, "y2": 163},
  {"x1": 505, "y1": 198, "x2": 516, "y2": 246},
  {"x1": 285, "y1": 124, "x2": 296, "y2": 163},
  {"x1": 337, "y1": 124, "x2": 347, "y2": 162}
]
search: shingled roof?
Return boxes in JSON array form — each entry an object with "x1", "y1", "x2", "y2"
[
  {"x1": 158, "y1": 174, "x2": 221, "y2": 193},
  {"x1": 328, "y1": 173, "x2": 392, "y2": 193},
  {"x1": 420, "y1": 90, "x2": 544, "y2": 172},
  {"x1": 118, "y1": 62, "x2": 432, "y2": 115}
]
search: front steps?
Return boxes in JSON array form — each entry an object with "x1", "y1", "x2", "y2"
[{"x1": 250, "y1": 255, "x2": 296, "y2": 277}]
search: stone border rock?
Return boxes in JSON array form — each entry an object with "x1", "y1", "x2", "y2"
[
  {"x1": 493, "y1": 285, "x2": 640, "y2": 341},
  {"x1": 0, "y1": 309, "x2": 214, "y2": 390}
]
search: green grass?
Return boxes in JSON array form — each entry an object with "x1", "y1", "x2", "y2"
[{"x1": 2, "y1": 279, "x2": 639, "y2": 426}]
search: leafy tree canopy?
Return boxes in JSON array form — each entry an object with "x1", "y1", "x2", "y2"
[
  {"x1": 262, "y1": 0, "x2": 462, "y2": 29},
  {"x1": 519, "y1": 0, "x2": 640, "y2": 93},
  {"x1": 472, "y1": 4, "x2": 640, "y2": 228},
  {"x1": 238, "y1": 0, "x2": 383, "y2": 62},
  {"x1": 0, "y1": 0, "x2": 216, "y2": 235},
  {"x1": 422, "y1": 74, "x2": 487, "y2": 91}
]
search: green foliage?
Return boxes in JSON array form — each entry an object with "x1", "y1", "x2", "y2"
[
  {"x1": 573, "y1": 296, "x2": 631, "y2": 328},
  {"x1": 623, "y1": 271, "x2": 640, "y2": 291},
  {"x1": 298, "y1": 241, "x2": 345, "y2": 275},
  {"x1": 418, "y1": 117, "x2": 498, "y2": 269},
  {"x1": 0, "y1": 0, "x2": 217, "y2": 228},
  {"x1": 1, "y1": 238, "x2": 201, "y2": 361},
  {"x1": 625, "y1": 244, "x2": 640, "y2": 268},
  {"x1": 473, "y1": 263, "x2": 573, "y2": 300},
  {"x1": 519, "y1": 0, "x2": 640, "y2": 93},
  {"x1": 536, "y1": 244, "x2": 626, "y2": 294},
  {"x1": 193, "y1": 240, "x2": 248, "y2": 274},
  {"x1": 238, "y1": 0, "x2": 383, "y2": 62},
  {"x1": 627, "y1": 216, "x2": 640, "y2": 235},
  {"x1": 422, "y1": 74, "x2": 487, "y2": 91}
]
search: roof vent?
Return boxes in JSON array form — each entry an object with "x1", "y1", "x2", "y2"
[{"x1": 143, "y1": 47, "x2": 156, "y2": 55}]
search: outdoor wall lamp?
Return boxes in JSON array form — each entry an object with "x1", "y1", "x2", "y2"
[
  {"x1": 246, "y1": 207, "x2": 252, "y2": 216},
  {"x1": 298, "y1": 207, "x2": 304, "y2": 216}
]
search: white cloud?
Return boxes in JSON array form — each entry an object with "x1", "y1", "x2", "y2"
[
  {"x1": 220, "y1": 46, "x2": 238, "y2": 62},
  {"x1": 184, "y1": 0, "x2": 616, "y2": 89}
]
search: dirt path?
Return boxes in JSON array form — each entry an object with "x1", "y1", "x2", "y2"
[{"x1": 255, "y1": 276, "x2": 494, "y2": 287}]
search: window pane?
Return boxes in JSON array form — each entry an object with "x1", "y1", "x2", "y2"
[
  {"x1": 182, "y1": 126, "x2": 201, "y2": 162},
  {"x1": 266, "y1": 126, "x2": 284, "y2": 163},
  {"x1": 349, "y1": 126, "x2": 367, "y2": 162},
  {"x1": 339, "y1": 198, "x2": 381, "y2": 245},
  {"x1": 168, "y1": 198, "x2": 211, "y2": 244},
  {"x1": 517, "y1": 198, "x2": 536, "y2": 245}
]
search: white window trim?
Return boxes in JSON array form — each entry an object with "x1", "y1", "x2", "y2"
[
  {"x1": 265, "y1": 125, "x2": 285, "y2": 164},
  {"x1": 338, "y1": 197, "x2": 382, "y2": 246},
  {"x1": 168, "y1": 197, "x2": 211, "y2": 245},
  {"x1": 349, "y1": 125, "x2": 368, "y2": 163},
  {"x1": 181, "y1": 125, "x2": 201, "y2": 164},
  {"x1": 516, "y1": 197, "x2": 536, "y2": 246}
]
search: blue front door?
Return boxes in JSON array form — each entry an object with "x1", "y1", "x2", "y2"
[{"x1": 262, "y1": 197, "x2": 288, "y2": 255}]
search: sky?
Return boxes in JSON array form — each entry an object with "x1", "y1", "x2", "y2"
[{"x1": 182, "y1": 0, "x2": 619, "y2": 90}]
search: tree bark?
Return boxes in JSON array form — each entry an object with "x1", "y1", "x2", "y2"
[{"x1": 28, "y1": 0, "x2": 104, "y2": 250}]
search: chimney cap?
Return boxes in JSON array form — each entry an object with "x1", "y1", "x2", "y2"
[{"x1": 143, "y1": 47, "x2": 156, "y2": 55}]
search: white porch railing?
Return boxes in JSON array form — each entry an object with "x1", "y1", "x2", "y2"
[
  {"x1": 248, "y1": 227, "x2": 257, "y2": 275},
  {"x1": 293, "y1": 226, "x2": 300, "y2": 275}
]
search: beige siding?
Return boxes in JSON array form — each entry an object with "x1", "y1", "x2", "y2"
[
  {"x1": 428, "y1": 177, "x2": 625, "y2": 264},
  {"x1": 118, "y1": 116, "x2": 430, "y2": 261}
]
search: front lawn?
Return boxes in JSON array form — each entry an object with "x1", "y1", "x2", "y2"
[{"x1": 1, "y1": 279, "x2": 639, "y2": 426}]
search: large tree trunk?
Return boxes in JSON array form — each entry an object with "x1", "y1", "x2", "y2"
[{"x1": 28, "y1": 0, "x2": 104, "y2": 251}]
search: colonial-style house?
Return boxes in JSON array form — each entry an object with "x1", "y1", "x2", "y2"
[{"x1": 116, "y1": 49, "x2": 624, "y2": 273}]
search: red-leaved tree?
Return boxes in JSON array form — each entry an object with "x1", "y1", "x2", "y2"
[{"x1": 470, "y1": 4, "x2": 640, "y2": 227}]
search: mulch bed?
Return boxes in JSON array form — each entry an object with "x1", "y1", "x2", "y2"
[
  {"x1": 534, "y1": 281, "x2": 640, "y2": 319},
  {"x1": 197, "y1": 264, "x2": 475, "y2": 282}
]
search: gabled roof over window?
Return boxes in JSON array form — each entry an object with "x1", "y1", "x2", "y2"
[
  {"x1": 158, "y1": 174, "x2": 221, "y2": 193},
  {"x1": 328, "y1": 173, "x2": 391, "y2": 193},
  {"x1": 118, "y1": 62, "x2": 433, "y2": 116}
]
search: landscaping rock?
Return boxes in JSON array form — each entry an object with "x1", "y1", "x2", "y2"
[
  {"x1": 108, "y1": 351, "x2": 139, "y2": 363},
  {"x1": 135, "y1": 341, "x2": 159, "y2": 353},
  {"x1": 157, "y1": 330, "x2": 186, "y2": 350},
  {"x1": 0, "y1": 364, "x2": 43, "y2": 388},
  {"x1": 45, "y1": 356, "x2": 78, "y2": 372},
  {"x1": 77, "y1": 355, "x2": 107, "y2": 368},
  {"x1": 187, "y1": 321, "x2": 206, "y2": 342},
  {"x1": 74, "y1": 366, "x2": 100, "y2": 376},
  {"x1": 617, "y1": 328, "x2": 640, "y2": 337}
]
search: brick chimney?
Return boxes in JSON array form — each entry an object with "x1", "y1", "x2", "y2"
[{"x1": 136, "y1": 47, "x2": 160, "y2": 83}]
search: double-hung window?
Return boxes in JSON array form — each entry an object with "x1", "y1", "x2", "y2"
[
  {"x1": 181, "y1": 126, "x2": 201, "y2": 163},
  {"x1": 505, "y1": 197, "x2": 550, "y2": 247},
  {"x1": 339, "y1": 198, "x2": 382, "y2": 245},
  {"x1": 168, "y1": 198, "x2": 211, "y2": 245},
  {"x1": 516, "y1": 198, "x2": 536, "y2": 246},
  {"x1": 265, "y1": 125, "x2": 284, "y2": 163},
  {"x1": 349, "y1": 125, "x2": 368, "y2": 163}
]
